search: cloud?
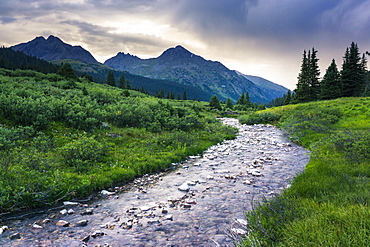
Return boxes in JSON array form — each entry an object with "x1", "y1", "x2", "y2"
[{"x1": 1, "y1": 0, "x2": 369, "y2": 90}]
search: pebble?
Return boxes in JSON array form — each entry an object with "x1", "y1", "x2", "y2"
[{"x1": 55, "y1": 220, "x2": 69, "y2": 227}]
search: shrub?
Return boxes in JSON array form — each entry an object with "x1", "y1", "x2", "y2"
[
  {"x1": 59, "y1": 136, "x2": 108, "y2": 173},
  {"x1": 239, "y1": 111, "x2": 281, "y2": 125}
]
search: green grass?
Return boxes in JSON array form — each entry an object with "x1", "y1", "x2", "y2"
[
  {"x1": 239, "y1": 97, "x2": 370, "y2": 246},
  {"x1": 0, "y1": 68, "x2": 237, "y2": 212}
]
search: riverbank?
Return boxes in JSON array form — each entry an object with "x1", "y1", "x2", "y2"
[{"x1": 0, "y1": 118, "x2": 309, "y2": 246}]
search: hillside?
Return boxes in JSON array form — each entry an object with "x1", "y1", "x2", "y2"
[
  {"x1": 239, "y1": 97, "x2": 370, "y2": 246},
  {"x1": 0, "y1": 67, "x2": 236, "y2": 212},
  {"x1": 236, "y1": 72, "x2": 288, "y2": 102},
  {"x1": 105, "y1": 45, "x2": 284, "y2": 103}
]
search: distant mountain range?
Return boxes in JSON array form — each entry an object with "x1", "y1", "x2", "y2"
[{"x1": 11, "y1": 36, "x2": 288, "y2": 103}]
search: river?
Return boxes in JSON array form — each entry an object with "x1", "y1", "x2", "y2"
[{"x1": 0, "y1": 118, "x2": 310, "y2": 247}]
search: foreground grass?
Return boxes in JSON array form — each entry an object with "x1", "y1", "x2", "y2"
[
  {"x1": 0, "y1": 69, "x2": 236, "y2": 213},
  {"x1": 239, "y1": 97, "x2": 370, "y2": 246}
]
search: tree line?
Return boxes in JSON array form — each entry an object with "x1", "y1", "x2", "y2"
[{"x1": 270, "y1": 42, "x2": 369, "y2": 107}]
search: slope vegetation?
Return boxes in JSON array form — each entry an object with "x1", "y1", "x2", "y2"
[
  {"x1": 0, "y1": 68, "x2": 236, "y2": 213},
  {"x1": 239, "y1": 98, "x2": 370, "y2": 246}
]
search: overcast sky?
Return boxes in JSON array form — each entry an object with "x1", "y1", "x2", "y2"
[{"x1": 1, "y1": 0, "x2": 370, "y2": 89}]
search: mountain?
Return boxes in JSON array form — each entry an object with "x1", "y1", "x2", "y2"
[
  {"x1": 105, "y1": 45, "x2": 288, "y2": 103},
  {"x1": 236, "y1": 73, "x2": 289, "y2": 101},
  {"x1": 11, "y1": 35, "x2": 98, "y2": 64}
]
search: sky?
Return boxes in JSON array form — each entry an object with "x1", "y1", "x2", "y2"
[{"x1": 1, "y1": 0, "x2": 370, "y2": 90}]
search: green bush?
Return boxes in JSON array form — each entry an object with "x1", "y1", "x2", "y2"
[
  {"x1": 59, "y1": 136, "x2": 108, "y2": 173},
  {"x1": 239, "y1": 111, "x2": 281, "y2": 125}
]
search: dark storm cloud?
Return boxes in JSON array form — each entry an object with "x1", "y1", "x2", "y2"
[{"x1": 1, "y1": 0, "x2": 370, "y2": 89}]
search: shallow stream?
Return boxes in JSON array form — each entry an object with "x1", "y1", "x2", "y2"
[{"x1": 0, "y1": 118, "x2": 310, "y2": 247}]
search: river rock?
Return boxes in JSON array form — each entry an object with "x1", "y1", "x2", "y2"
[
  {"x1": 63, "y1": 201, "x2": 79, "y2": 206},
  {"x1": 56, "y1": 220, "x2": 69, "y2": 227},
  {"x1": 32, "y1": 223, "x2": 43, "y2": 229},
  {"x1": 178, "y1": 183, "x2": 190, "y2": 192},
  {"x1": 230, "y1": 228, "x2": 247, "y2": 236},
  {"x1": 0, "y1": 226, "x2": 8, "y2": 235},
  {"x1": 8, "y1": 232, "x2": 21, "y2": 240},
  {"x1": 76, "y1": 220, "x2": 88, "y2": 226},
  {"x1": 91, "y1": 230, "x2": 105, "y2": 238}
]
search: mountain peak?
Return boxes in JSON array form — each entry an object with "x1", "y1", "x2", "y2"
[{"x1": 11, "y1": 35, "x2": 98, "y2": 64}]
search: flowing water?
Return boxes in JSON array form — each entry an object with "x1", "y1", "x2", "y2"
[{"x1": 0, "y1": 118, "x2": 310, "y2": 247}]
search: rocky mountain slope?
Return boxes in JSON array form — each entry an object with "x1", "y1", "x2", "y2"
[
  {"x1": 12, "y1": 35, "x2": 98, "y2": 64},
  {"x1": 11, "y1": 36, "x2": 288, "y2": 103},
  {"x1": 105, "y1": 45, "x2": 288, "y2": 103}
]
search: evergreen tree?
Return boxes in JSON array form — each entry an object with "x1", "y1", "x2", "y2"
[
  {"x1": 320, "y1": 59, "x2": 341, "y2": 100},
  {"x1": 293, "y1": 50, "x2": 313, "y2": 103},
  {"x1": 177, "y1": 94, "x2": 181, "y2": 100},
  {"x1": 182, "y1": 91, "x2": 187, "y2": 100},
  {"x1": 106, "y1": 71, "x2": 116, "y2": 86},
  {"x1": 57, "y1": 63, "x2": 77, "y2": 80},
  {"x1": 308, "y1": 47, "x2": 321, "y2": 100},
  {"x1": 118, "y1": 74, "x2": 126, "y2": 89},
  {"x1": 283, "y1": 90, "x2": 292, "y2": 105},
  {"x1": 341, "y1": 42, "x2": 367, "y2": 97},
  {"x1": 209, "y1": 95, "x2": 222, "y2": 110},
  {"x1": 158, "y1": 89, "x2": 165, "y2": 98},
  {"x1": 236, "y1": 92, "x2": 246, "y2": 105},
  {"x1": 226, "y1": 98, "x2": 233, "y2": 110}
]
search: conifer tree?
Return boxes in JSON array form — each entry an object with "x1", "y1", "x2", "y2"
[
  {"x1": 293, "y1": 49, "x2": 320, "y2": 103},
  {"x1": 226, "y1": 98, "x2": 233, "y2": 109},
  {"x1": 308, "y1": 48, "x2": 321, "y2": 100},
  {"x1": 283, "y1": 90, "x2": 292, "y2": 105},
  {"x1": 341, "y1": 42, "x2": 367, "y2": 97},
  {"x1": 57, "y1": 63, "x2": 77, "y2": 80},
  {"x1": 106, "y1": 71, "x2": 116, "y2": 86},
  {"x1": 320, "y1": 59, "x2": 341, "y2": 100},
  {"x1": 209, "y1": 95, "x2": 222, "y2": 110},
  {"x1": 182, "y1": 91, "x2": 187, "y2": 100},
  {"x1": 118, "y1": 74, "x2": 126, "y2": 89}
]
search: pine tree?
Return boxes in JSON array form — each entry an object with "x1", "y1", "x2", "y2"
[
  {"x1": 118, "y1": 74, "x2": 126, "y2": 89},
  {"x1": 283, "y1": 90, "x2": 292, "y2": 105},
  {"x1": 106, "y1": 71, "x2": 116, "y2": 86},
  {"x1": 209, "y1": 95, "x2": 222, "y2": 110},
  {"x1": 308, "y1": 47, "x2": 320, "y2": 100},
  {"x1": 319, "y1": 59, "x2": 341, "y2": 100},
  {"x1": 341, "y1": 42, "x2": 367, "y2": 97},
  {"x1": 182, "y1": 91, "x2": 187, "y2": 100},
  {"x1": 57, "y1": 63, "x2": 77, "y2": 80},
  {"x1": 226, "y1": 98, "x2": 233, "y2": 110},
  {"x1": 293, "y1": 50, "x2": 313, "y2": 103}
]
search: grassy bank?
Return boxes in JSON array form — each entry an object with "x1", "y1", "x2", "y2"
[
  {"x1": 0, "y1": 68, "x2": 236, "y2": 213},
  {"x1": 239, "y1": 97, "x2": 370, "y2": 246}
]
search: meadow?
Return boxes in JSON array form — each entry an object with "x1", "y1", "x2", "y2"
[{"x1": 239, "y1": 97, "x2": 370, "y2": 246}]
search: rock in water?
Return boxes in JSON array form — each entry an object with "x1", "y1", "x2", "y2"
[{"x1": 178, "y1": 183, "x2": 190, "y2": 192}]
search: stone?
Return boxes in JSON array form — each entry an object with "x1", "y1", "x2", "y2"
[
  {"x1": 56, "y1": 220, "x2": 70, "y2": 227},
  {"x1": 101, "y1": 190, "x2": 115, "y2": 196},
  {"x1": 60, "y1": 209, "x2": 68, "y2": 215},
  {"x1": 67, "y1": 209, "x2": 75, "y2": 214},
  {"x1": 32, "y1": 223, "x2": 43, "y2": 229},
  {"x1": 8, "y1": 232, "x2": 21, "y2": 240},
  {"x1": 0, "y1": 226, "x2": 8, "y2": 235},
  {"x1": 140, "y1": 206, "x2": 151, "y2": 212},
  {"x1": 235, "y1": 219, "x2": 248, "y2": 226},
  {"x1": 63, "y1": 201, "x2": 79, "y2": 206},
  {"x1": 81, "y1": 235, "x2": 90, "y2": 242},
  {"x1": 91, "y1": 230, "x2": 105, "y2": 238},
  {"x1": 76, "y1": 220, "x2": 89, "y2": 226},
  {"x1": 81, "y1": 208, "x2": 94, "y2": 215},
  {"x1": 230, "y1": 228, "x2": 247, "y2": 235},
  {"x1": 178, "y1": 183, "x2": 190, "y2": 192},
  {"x1": 163, "y1": 214, "x2": 173, "y2": 221}
]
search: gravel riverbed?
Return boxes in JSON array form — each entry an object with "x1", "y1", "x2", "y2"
[{"x1": 0, "y1": 118, "x2": 310, "y2": 247}]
